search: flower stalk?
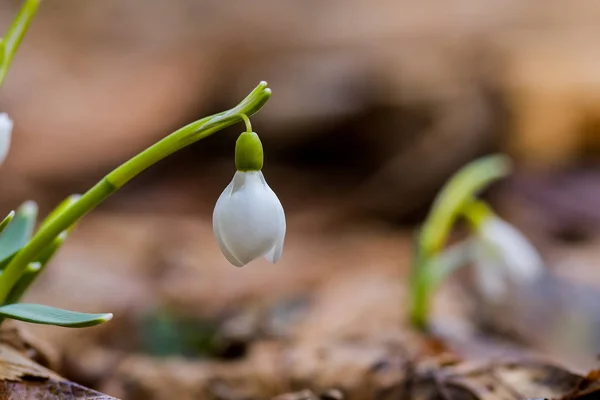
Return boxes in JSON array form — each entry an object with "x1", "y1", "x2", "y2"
[
  {"x1": 409, "y1": 154, "x2": 511, "y2": 330},
  {"x1": 0, "y1": 1, "x2": 275, "y2": 328},
  {"x1": 0, "y1": 81, "x2": 272, "y2": 303},
  {"x1": 212, "y1": 115, "x2": 286, "y2": 267},
  {"x1": 0, "y1": 0, "x2": 40, "y2": 87}
]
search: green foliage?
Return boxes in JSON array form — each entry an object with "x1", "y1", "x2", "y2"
[
  {"x1": 0, "y1": 303, "x2": 112, "y2": 327},
  {"x1": 4, "y1": 231, "x2": 69, "y2": 305},
  {"x1": 0, "y1": 201, "x2": 37, "y2": 268},
  {"x1": 409, "y1": 154, "x2": 512, "y2": 330},
  {"x1": 0, "y1": 82, "x2": 272, "y2": 309},
  {"x1": 0, "y1": 211, "x2": 14, "y2": 233},
  {"x1": 419, "y1": 155, "x2": 511, "y2": 258},
  {"x1": 0, "y1": 0, "x2": 41, "y2": 86}
]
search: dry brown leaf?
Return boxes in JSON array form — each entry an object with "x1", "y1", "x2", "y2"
[{"x1": 0, "y1": 343, "x2": 116, "y2": 400}]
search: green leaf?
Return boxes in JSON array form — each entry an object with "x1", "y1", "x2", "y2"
[
  {"x1": 34, "y1": 231, "x2": 68, "y2": 266},
  {"x1": 4, "y1": 231, "x2": 69, "y2": 305},
  {"x1": 3, "y1": 261, "x2": 40, "y2": 305},
  {"x1": 430, "y1": 239, "x2": 474, "y2": 288},
  {"x1": 0, "y1": 196, "x2": 83, "y2": 304},
  {"x1": 0, "y1": 199, "x2": 79, "y2": 304},
  {"x1": 0, "y1": 201, "x2": 37, "y2": 267},
  {"x1": 0, "y1": 210, "x2": 15, "y2": 234},
  {"x1": 0, "y1": 303, "x2": 112, "y2": 327}
]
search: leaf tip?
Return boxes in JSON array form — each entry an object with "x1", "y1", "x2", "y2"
[
  {"x1": 19, "y1": 200, "x2": 38, "y2": 216},
  {"x1": 101, "y1": 313, "x2": 114, "y2": 322}
]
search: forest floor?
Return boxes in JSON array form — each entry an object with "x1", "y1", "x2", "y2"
[{"x1": 4, "y1": 176, "x2": 600, "y2": 400}]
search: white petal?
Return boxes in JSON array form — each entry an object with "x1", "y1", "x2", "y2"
[
  {"x1": 217, "y1": 236, "x2": 246, "y2": 267},
  {"x1": 264, "y1": 210, "x2": 286, "y2": 263},
  {"x1": 264, "y1": 179, "x2": 286, "y2": 263},
  {"x1": 499, "y1": 237, "x2": 543, "y2": 283},
  {"x1": 213, "y1": 180, "x2": 245, "y2": 267},
  {"x1": 474, "y1": 260, "x2": 506, "y2": 302},
  {"x1": 214, "y1": 223, "x2": 246, "y2": 267},
  {"x1": 481, "y1": 218, "x2": 544, "y2": 284},
  {"x1": 0, "y1": 113, "x2": 13, "y2": 165},
  {"x1": 473, "y1": 243, "x2": 507, "y2": 302},
  {"x1": 213, "y1": 171, "x2": 285, "y2": 266}
]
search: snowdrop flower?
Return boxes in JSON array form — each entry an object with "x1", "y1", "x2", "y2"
[
  {"x1": 472, "y1": 216, "x2": 544, "y2": 302},
  {"x1": 213, "y1": 129, "x2": 285, "y2": 267},
  {"x1": 0, "y1": 113, "x2": 13, "y2": 165}
]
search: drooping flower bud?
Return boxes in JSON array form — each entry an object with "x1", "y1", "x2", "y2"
[{"x1": 213, "y1": 131, "x2": 285, "y2": 267}]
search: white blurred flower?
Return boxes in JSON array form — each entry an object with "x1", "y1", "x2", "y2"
[
  {"x1": 0, "y1": 113, "x2": 13, "y2": 165},
  {"x1": 472, "y1": 217, "x2": 544, "y2": 301},
  {"x1": 213, "y1": 170, "x2": 286, "y2": 267}
]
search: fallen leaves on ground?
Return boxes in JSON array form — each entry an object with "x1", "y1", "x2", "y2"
[
  {"x1": 14, "y1": 212, "x2": 600, "y2": 399},
  {"x1": 0, "y1": 340, "x2": 116, "y2": 399}
]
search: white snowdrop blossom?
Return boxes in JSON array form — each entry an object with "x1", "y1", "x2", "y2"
[
  {"x1": 213, "y1": 127, "x2": 285, "y2": 267},
  {"x1": 0, "y1": 113, "x2": 13, "y2": 165},
  {"x1": 472, "y1": 217, "x2": 544, "y2": 301},
  {"x1": 213, "y1": 170, "x2": 286, "y2": 267}
]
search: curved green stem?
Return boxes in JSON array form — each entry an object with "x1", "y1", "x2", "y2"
[
  {"x1": 419, "y1": 155, "x2": 511, "y2": 258},
  {"x1": 409, "y1": 154, "x2": 511, "y2": 330},
  {"x1": 240, "y1": 114, "x2": 252, "y2": 133},
  {"x1": 0, "y1": 0, "x2": 41, "y2": 87},
  {"x1": 0, "y1": 81, "x2": 272, "y2": 303}
]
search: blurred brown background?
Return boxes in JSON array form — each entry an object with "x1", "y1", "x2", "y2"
[
  {"x1": 1, "y1": 1, "x2": 600, "y2": 398},
  {"x1": 3, "y1": 0, "x2": 600, "y2": 219}
]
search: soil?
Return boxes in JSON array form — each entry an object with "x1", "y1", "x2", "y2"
[{"x1": 4, "y1": 181, "x2": 600, "y2": 399}]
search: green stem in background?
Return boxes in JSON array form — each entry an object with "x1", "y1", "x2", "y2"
[
  {"x1": 409, "y1": 154, "x2": 511, "y2": 330},
  {"x1": 0, "y1": 81, "x2": 272, "y2": 304},
  {"x1": 409, "y1": 252, "x2": 433, "y2": 331},
  {"x1": 419, "y1": 155, "x2": 511, "y2": 259},
  {"x1": 0, "y1": 0, "x2": 41, "y2": 87}
]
